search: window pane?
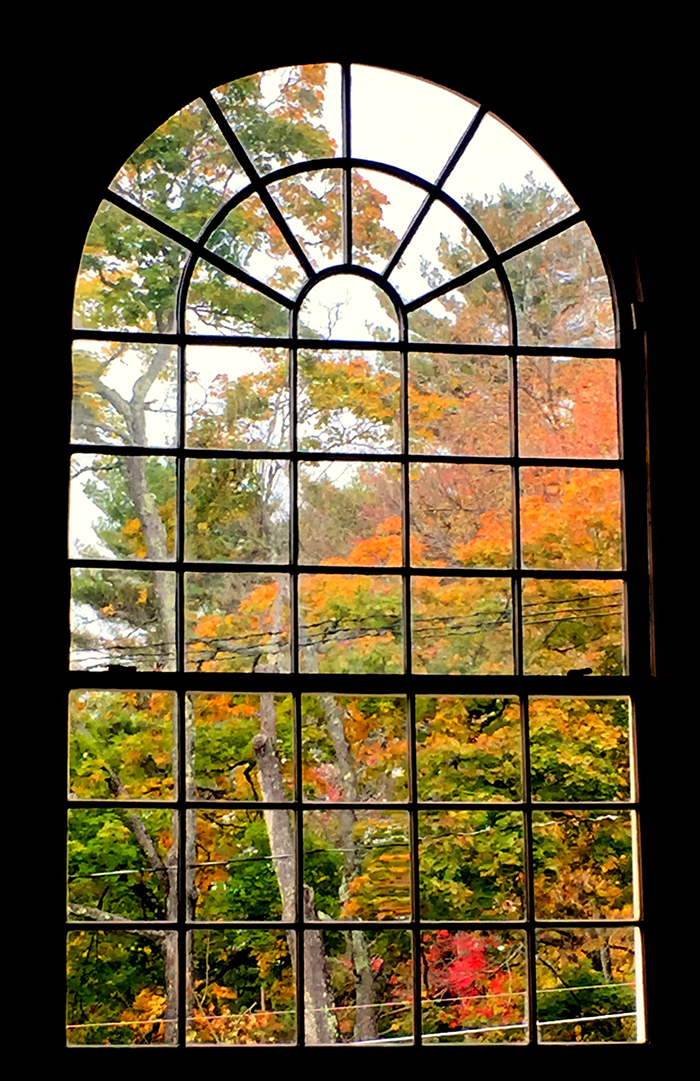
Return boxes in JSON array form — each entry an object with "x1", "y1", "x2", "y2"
[
  {"x1": 67, "y1": 930, "x2": 177, "y2": 1045},
  {"x1": 301, "y1": 694, "x2": 408, "y2": 802},
  {"x1": 533, "y1": 810, "x2": 634, "y2": 920},
  {"x1": 185, "y1": 572, "x2": 290, "y2": 673},
  {"x1": 522, "y1": 578, "x2": 624, "y2": 676},
  {"x1": 70, "y1": 568, "x2": 176, "y2": 672},
  {"x1": 193, "y1": 809, "x2": 295, "y2": 921},
  {"x1": 212, "y1": 64, "x2": 342, "y2": 173},
  {"x1": 411, "y1": 463, "x2": 512, "y2": 568},
  {"x1": 416, "y1": 696, "x2": 522, "y2": 802},
  {"x1": 189, "y1": 692, "x2": 294, "y2": 801},
  {"x1": 68, "y1": 808, "x2": 175, "y2": 921},
  {"x1": 419, "y1": 810, "x2": 524, "y2": 919},
  {"x1": 303, "y1": 809, "x2": 411, "y2": 920},
  {"x1": 411, "y1": 576, "x2": 513, "y2": 675},
  {"x1": 351, "y1": 65, "x2": 477, "y2": 183},
  {"x1": 186, "y1": 259, "x2": 289, "y2": 336},
  {"x1": 73, "y1": 201, "x2": 187, "y2": 333},
  {"x1": 69, "y1": 689, "x2": 175, "y2": 800},
  {"x1": 506, "y1": 222, "x2": 614, "y2": 347},
  {"x1": 518, "y1": 356, "x2": 619, "y2": 459},
  {"x1": 299, "y1": 276, "x2": 399, "y2": 341},
  {"x1": 352, "y1": 169, "x2": 424, "y2": 272},
  {"x1": 298, "y1": 460, "x2": 401, "y2": 565},
  {"x1": 409, "y1": 268, "x2": 508, "y2": 345},
  {"x1": 299, "y1": 574, "x2": 403, "y2": 674},
  {"x1": 72, "y1": 341, "x2": 177, "y2": 448},
  {"x1": 186, "y1": 345, "x2": 289, "y2": 450},
  {"x1": 205, "y1": 193, "x2": 307, "y2": 298},
  {"x1": 268, "y1": 168, "x2": 343, "y2": 272},
  {"x1": 520, "y1": 467, "x2": 622, "y2": 571},
  {"x1": 529, "y1": 697, "x2": 632, "y2": 802},
  {"x1": 409, "y1": 352, "x2": 510, "y2": 456},
  {"x1": 70, "y1": 454, "x2": 176, "y2": 561},
  {"x1": 536, "y1": 928, "x2": 639, "y2": 1043},
  {"x1": 444, "y1": 111, "x2": 578, "y2": 252},
  {"x1": 390, "y1": 199, "x2": 487, "y2": 303},
  {"x1": 421, "y1": 930, "x2": 527, "y2": 1044},
  {"x1": 109, "y1": 97, "x2": 247, "y2": 239},
  {"x1": 185, "y1": 458, "x2": 289, "y2": 563},
  {"x1": 298, "y1": 349, "x2": 400, "y2": 452},
  {"x1": 188, "y1": 929, "x2": 296, "y2": 1044},
  {"x1": 307, "y1": 930, "x2": 413, "y2": 1045}
]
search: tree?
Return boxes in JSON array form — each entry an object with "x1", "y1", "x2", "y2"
[{"x1": 68, "y1": 64, "x2": 635, "y2": 1045}]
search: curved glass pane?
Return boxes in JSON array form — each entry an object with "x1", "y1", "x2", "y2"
[
  {"x1": 352, "y1": 169, "x2": 424, "y2": 272},
  {"x1": 444, "y1": 112, "x2": 578, "y2": 252},
  {"x1": 351, "y1": 64, "x2": 477, "y2": 182},
  {"x1": 205, "y1": 192, "x2": 306, "y2": 297},
  {"x1": 506, "y1": 221, "x2": 614, "y2": 347},
  {"x1": 186, "y1": 258, "x2": 289, "y2": 336},
  {"x1": 390, "y1": 199, "x2": 487, "y2": 302},
  {"x1": 409, "y1": 268, "x2": 509, "y2": 345},
  {"x1": 298, "y1": 275, "x2": 398, "y2": 340},
  {"x1": 109, "y1": 97, "x2": 247, "y2": 239},
  {"x1": 73, "y1": 201, "x2": 187, "y2": 333},
  {"x1": 212, "y1": 64, "x2": 342, "y2": 173},
  {"x1": 268, "y1": 168, "x2": 343, "y2": 271}
]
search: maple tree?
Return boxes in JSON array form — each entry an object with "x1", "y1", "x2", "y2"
[{"x1": 68, "y1": 64, "x2": 635, "y2": 1045}]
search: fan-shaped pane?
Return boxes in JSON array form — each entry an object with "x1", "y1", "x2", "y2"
[
  {"x1": 409, "y1": 268, "x2": 509, "y2": 345},
  {"x1": 390, "y1": 198, "x2": 488, "y2": 302},
  {"x1": 206, "y1": 192, "x2": 306, "y2": 297},
  {"x1": 352, "y1": 169, "x2": 424, "y2": 272},
  {"x1": 186, "y1": 259, "x2": 289, "y2": 336},
  {"x1": 268, "y1": 169, "x2": 343, "y2": 271}
]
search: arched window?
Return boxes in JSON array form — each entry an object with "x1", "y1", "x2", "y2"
[{"x1": 66, "y1": 61, "x2": 650, "y2": 1050}]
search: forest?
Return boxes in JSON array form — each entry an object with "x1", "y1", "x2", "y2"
[{"x1": 67, "y1": 63, "x2": 640, "y2": 1045}]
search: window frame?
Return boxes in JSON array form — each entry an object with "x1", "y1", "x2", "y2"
[{"x1": 51, "y1": 45, "x2": 670, "y2": 1061}]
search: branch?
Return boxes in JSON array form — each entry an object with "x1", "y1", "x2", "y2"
[{"x1": 67, "y1": 903, "x2": 167, "y2": 942}]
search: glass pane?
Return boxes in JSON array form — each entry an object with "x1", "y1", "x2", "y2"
[
  {"x1": 193, "y1": 809, "x2": 295, "y2": 921},
  {"x1": 506, "y1": 222, "x2": 614, "y2": 347},
  {"x1": 212, "y1": 63, "x2": 342, "y2": 173},
  {"x1": 72, "y1": 340, "x2": 177, "y2": 448},
  {"x1": 205, "y1": 193, "x2": 306, "y2": 298},
  {"x1": 69, "y1": 689, "x2": 175, "y2": 800},
  {"x1": 70, "y1": 454, "x2": 176, "y2": 561},
  {"x1": 518, "y1": 356, "x2": 619, "y2": 459},
  {"x1": 299, "y1": 275, "x2": 399, "y2": 341},
  {"x1": 299, "y1": 573, "x2": 403, "y2": 674},
  {"x1": 351, "y1": 65, "x2": 477, "y2": 182},
  {"x1": 410, "y1": 463, "x2": 512, "y2": 568},
  {"x1": 109, "y1": 97, "x2": 247, "y2": 239},
  {"x1": 529, "y1": 697, "x2": 632, "y2": 802},
  {"x1": 298, "y1": 349, "x2": 400, "y2": 452},
  {"x1": 189, "y1": 692, "x2": 294, "y2": 801},
  {"x1": 444, "y1": 112, "x2": 578, "y2": 252},
  {"x1": 185, "y1": 458, "x2": 289, "y2": 563},
  {"x1": 185, "y1": 572, "x2": 290, "y2": 673},
  {"x1": 421, "y1": 930, "x2": 527, "y2": 1044},
  {"x1": 68, "y1": 808, "x2": 175, "y2": 921},
  {"x1": 521, "y1": 467, "x2": 622, "y2": 570},
  {"x1": 303, "y1": 809, "x2": 411, "y2": 920},
  {"x1": 416, "y1": 696, "x2": 521, "y2": 802},
  {"x1": 522, "y1": 578, "x2": 624, "y2": 676},
  {"x1": 409, "y1": 268, "x2": 508, "y2": 345},
  {"x1": 536, "y1": 927, "x2": 639, "y2": 1043},
  {"x1": 74, "y1": 201, "x2": 187, "y2": 333},
  {"x1": 189, "y1": 930, "x2": 296, "y2": 1044},
  {"x1": 390, "y1": 199, "x2": 487, "y2": 303},
  {"x1": 186, "y1": 259, "x2": 289, "y2": 336},
  {"x1": 301, "y1": 694, "x2": 408, "y2": 801},
  {"x1": 67, "y1": 930, "x2": 177, "y2": 1045},
  {"x1": 409, "y1": 352, "x2": 510, "y2": 456},
  {"x1": 411, "y1": 577, "x2": 513, "y2": 675},
  {"x1": 186, "y1": 345, "x2": 289, "y2": 450},
  {"x1": 268, "y1": 168, "x2": 342, "y2": 272},
  {"x1": 307, "y1": 930, "x2": 413, "y2": 1045},
  {"x1": 298, "y1": 460, "x2": 402, "y2": 565},
  {"x1": 533, "y1": 810, "x2": 634, "y2": 920},
  {"x1": 70, "y1": 568, "x2": 176, "y2": 672},
  {"x1": 352, "y1": 169, "x2": 424, "y2": 272},
  {"x1": 419, "y1": 810, "x2": 524, "y2": 919}
]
